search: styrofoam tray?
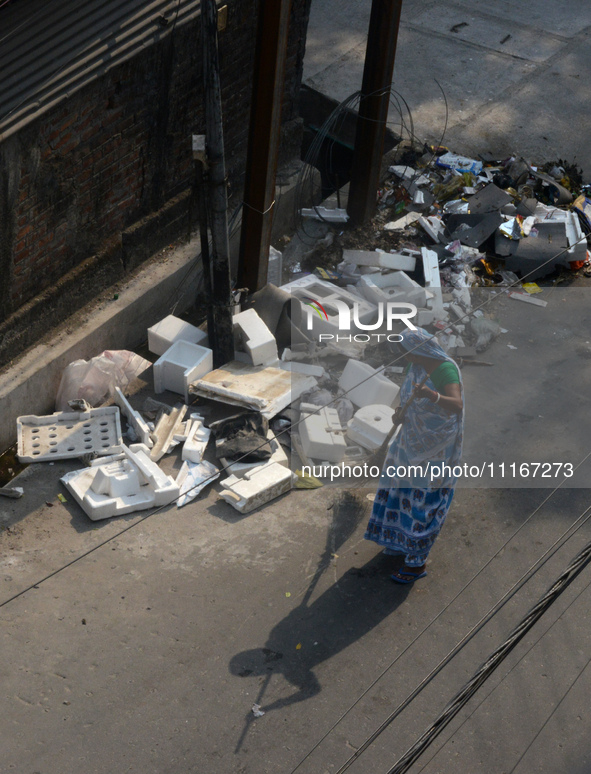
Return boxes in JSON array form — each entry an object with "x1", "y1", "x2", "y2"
[{"x1": 17, "y1": 407, "x2": 122, "y2": 462}]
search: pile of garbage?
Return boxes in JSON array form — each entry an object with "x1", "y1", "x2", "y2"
[{"x1": 12, "y1": 147, "x2": 591, "y2": 521}]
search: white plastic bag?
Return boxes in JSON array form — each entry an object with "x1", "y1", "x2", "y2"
[{"x1": 56, "y1": 350, "x2": 151, "y2": 410}]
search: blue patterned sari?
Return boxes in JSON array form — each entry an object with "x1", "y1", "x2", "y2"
[{"x1": 365, "y1": 328, "x2": 464, "y2": 567}]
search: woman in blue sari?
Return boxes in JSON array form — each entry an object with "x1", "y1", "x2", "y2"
[{"x1": 365, "y1": 328, "x2": 464, "y2": 583}]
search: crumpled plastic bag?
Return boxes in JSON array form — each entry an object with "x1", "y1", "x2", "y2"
[
  {"x1": 56, "y1": 350, "x2": 151, "y2": 410},
  {"x1": 470, "y1": 318, "x2": 502, "y2": 353}
]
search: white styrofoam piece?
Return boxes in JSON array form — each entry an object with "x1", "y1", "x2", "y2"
[
  {"x1": 357, "y1": 275, "x2": 427, "y2": 308},
  {"x1": 383, "y1": 212, "x2": 420, "y2": 230},
  {"x1": 219, "y1": 462, "x2": 295, "y2": 514},
  {"x1": 338, "y1": 360, "x2": 400, "y2": 408},
  {"x1": 233, "y1": 308, "x2": 278, "y2": 366},
  {"x1": 113, "y1": 387, "x2": 153, "y2": 448},
  {"x1": 421, "y1": 247, "x2": 446, "y2": 319},
  {"x1": 418, "y1": 215, "x2": 445, "y2": 243},
  {"x1": 153, "y1": 340, "x2": 213, "y2": 403},
  {"x1": 148, "y1": 314, "x2": 208, "y2": 356},
  {"x1": 267, "y1": 246, "x2": 283, "y2": 286},
  {"x1": 280, "y1": 274, "x2": 376, "y2": 335},
  {"x1": 347, "y1": 404, "x2": 396, "y2": 451},
  {"x1": 17, "y1": 407, "x2": 122, "y2": 462},
  {"x1": 299, "y1": 403, "x2": 347, "y2": 463},
  {"x1": 191, "y1": 361, "x2": 317, "y2": 419},
  {"x1": 278, "y1": 360, "x2": 325, "y2": 378},
  {"x1": 61, "y1": 443, "x2": 179, "y2": 521},
  {"x1": 342, "y1": 249, "x2": 416, "y2": 272},
  {"x1": 219, "y1": 429, "x2": 288, "y2": 477},
  {"x1": 300, "y1": 206, "x2": 349, "y2": 222},
  {"x1": 182, "y1": 417, "x2": 211, "y2": 463}
]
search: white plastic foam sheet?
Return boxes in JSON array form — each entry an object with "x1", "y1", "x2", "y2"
[
  {"x1": 17, "y1": 406, "x2": 122, "y2": 462},
  {"x1": 176, "y1": 460, "x2": 220, "y2": 508},
  {"x1": 60, "y1": 443, "x2": 179, "y2": 521}
]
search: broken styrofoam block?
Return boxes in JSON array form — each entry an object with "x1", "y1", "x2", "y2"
[
  {"x1": 342, "y1": 249, "x2": 416, "y2": 272},
  {"x1": 61, "y1": 443, "x2": 179, "y2": 520},
  {"x1": 338, "y1": 360, "x2": 400, "y2": 408},
  {"x1": 508, "y1": 292, "x2": 548, "y2": 308},
  {"x1": 383, "y1": 212, "x2": 420, "y2": 230},
  {"x1": 280, "y1": 274, "x2": 376, "y2": 335},
  {"x1": 233, "y1": 308, "x2": 278, "y2": 366},
  {"x1": 182, "y1": 417, "x2": 211, "y2": 463},
  {"x1": 418, "y1": 215, "x2": 445, "y2": 243},
  {"x1": 278, "y1": 361, "x2": 325, "y2": 378},
  {"x1": 148, "y1": 314, "x2": 208, "y2": 356},
  {"x1": 300, "y1": 206, "x2": 349, "y2": 223},
  {"x1": 357, "y1": 274, "x2": 427, "y2": 308},
  {"x1": 154, "y1": 340, "x2": 213, "y2": 403},
  {"x1": 219, "y1": 429, "x2": 288, "y2": 477},
  {"x1": 113, "y1": 387, "x2": 153, "y2": 448},
  {"x1": 191, "y1": 361, "x2": 317, "y2": 419},
  {"x1": 150, "y1": 404, "x2": 187, "y2": 461},
  {"x1": 299, "y1": 403, "x2": 347, "y2": 463},
  {"x1": 219, "y1": 462, "x2": 295, "y2": 513},
  {"x1": 421, "y1": 247, "x2": 447, "y2": 320},
  {"x1": 17, "y1": 407, "x2": 122, "y2": 463},
  {"x1": 346, "y1": 404, "x2": 396, "y2": 451}
]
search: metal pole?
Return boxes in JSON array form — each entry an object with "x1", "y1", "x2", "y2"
[
  {"x1": 237, "y1": 0, "x2": 292, "y2": 292},
  {"x1": 347, "y1": 0, "x2": 403, "y2": 226},
  {"x1": 201, "y1": 0, "x2": 234, "y2": 366}
]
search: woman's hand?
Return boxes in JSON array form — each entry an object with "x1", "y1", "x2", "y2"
[{"x1": 413, "y1": 382, "x2": 463, "y2": 414}]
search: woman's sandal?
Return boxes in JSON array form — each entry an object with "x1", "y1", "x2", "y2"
[{"x1": 391, "y1": 568, "x2": 428, "y2": 584}]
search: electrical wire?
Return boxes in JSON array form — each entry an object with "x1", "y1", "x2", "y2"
[
  {"x1": 331, "y1": 502, "x2": 591, "y2": 774},
  {"x1": 383, "y1": 537, "x2": 591, "y2": 774},
  {"x1": 414, "y1": 575, "x2": 591, "y2": 774}
]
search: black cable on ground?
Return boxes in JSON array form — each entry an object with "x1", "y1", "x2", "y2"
[
  {"x1": 330, "y1": 502, "x2": 591, "y2": 774},
  {"x1": 415, "y1": 574, "x2": 591, "y2": 773},
  {"x1": 384, "y1": 538, "x2": 591, "y2": 774}
]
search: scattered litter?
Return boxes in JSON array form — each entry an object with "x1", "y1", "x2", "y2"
[
  {"x1": 182, "y1": 417, "x2": 211, "y2": 464},
  {"x1": 470, "y1": 318, "x2": 502, "y2": 352},
  {"x1": 176, "y1": 460, "x2": 220, "y2": 507},
  {"x1": 295, "y1": 469, "x2": 324, "y2": 488},
  {"x1": 212, "y1": 412, "x2": 272, "y2": 461},
  {"x1": 507, "y1": 344, "x2": 518, "y2": 350},
  {"x1": 508, "y1": 292, "x2": 548, "y2": 307},
  {"x1": 0, "y1": 486, "x2": 24, "y2": 499},
  {"x1": 435, "y1": 152, "x2": 483, "y2": 176},
  {"x1": 150, "y1": 404, "x2": 187, "y2": 461},
  {"x1": 299, "y1": 404, "x2": 347, "y2": 463},
  {"x1": 113, "y1": 387, "x2": 153, "y2": 448},
  {"x1": 153, "y1": 340, "x2": 213, "y2": 403},
  {"x1": 522, "y1": 283, "x2": 543, "y2": 294},
  {"x1": 57, "y1": 493, "x2": 67, "y2": 503},
  {"x1": 383, "y1": 212, "x2": 421, "y2": 230},
  {"x1": 56, "y1": 351, "x2": 151, "y2": 411},
  {"x1": 251, "y1": 704, "x2": 265, "y2": 718}
]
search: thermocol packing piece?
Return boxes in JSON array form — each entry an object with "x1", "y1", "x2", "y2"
[
  {"x1": 338, "y1": 360, "x2": 400, "y2": 408},
  {"x1": 219, "y1": 462, "x2": 295, "y2": 514},
  {"x1": 17, "y1": 406, "x2": 122, "y2": 462},
  {"x1": 346, "y1": 404, "x2": 396, "y2": 451},
  {"x1": 299, "y1": 403, "x2": 347, "y2": 463},
  {"x1": 61, "y1": 443, "x2": 179, "y2": 520},
  {"x1": 233, "y1": 308, "x2": 278, "y2": 366},
  {"x1": 148, "y1": 314, "x2": 208, "y2": 356},
  {"x1": 153, "y1": 340, "x2": 213, "y2": 403}
]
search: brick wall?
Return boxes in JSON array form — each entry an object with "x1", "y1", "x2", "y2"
[{"x1": 0, "y1": 0, "x2": 311, "y2": 362}]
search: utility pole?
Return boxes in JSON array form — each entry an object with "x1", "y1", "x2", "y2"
[
  {"x1": 201, "y1": 0, "x2": 234, "y2": 366},
  {"x1": 347, "y1": 0, "x2": 403, "y2": 226},
  {"x1": 237, "y1": 0, "x2": 292, "y2": 292}
]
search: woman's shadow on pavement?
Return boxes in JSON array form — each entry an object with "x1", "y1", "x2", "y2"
[{"x1": 229, "y1": 491, "x2": 411, "y2": 751}]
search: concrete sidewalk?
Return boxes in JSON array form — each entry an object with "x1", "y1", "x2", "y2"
[{"x1": 305, "y1": 0, "x2": 591, "y2": 177}]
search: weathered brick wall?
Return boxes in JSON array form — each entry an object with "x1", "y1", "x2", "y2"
[{"x1": 0, "y1": 0, "x2": 311, "y2": 359}]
